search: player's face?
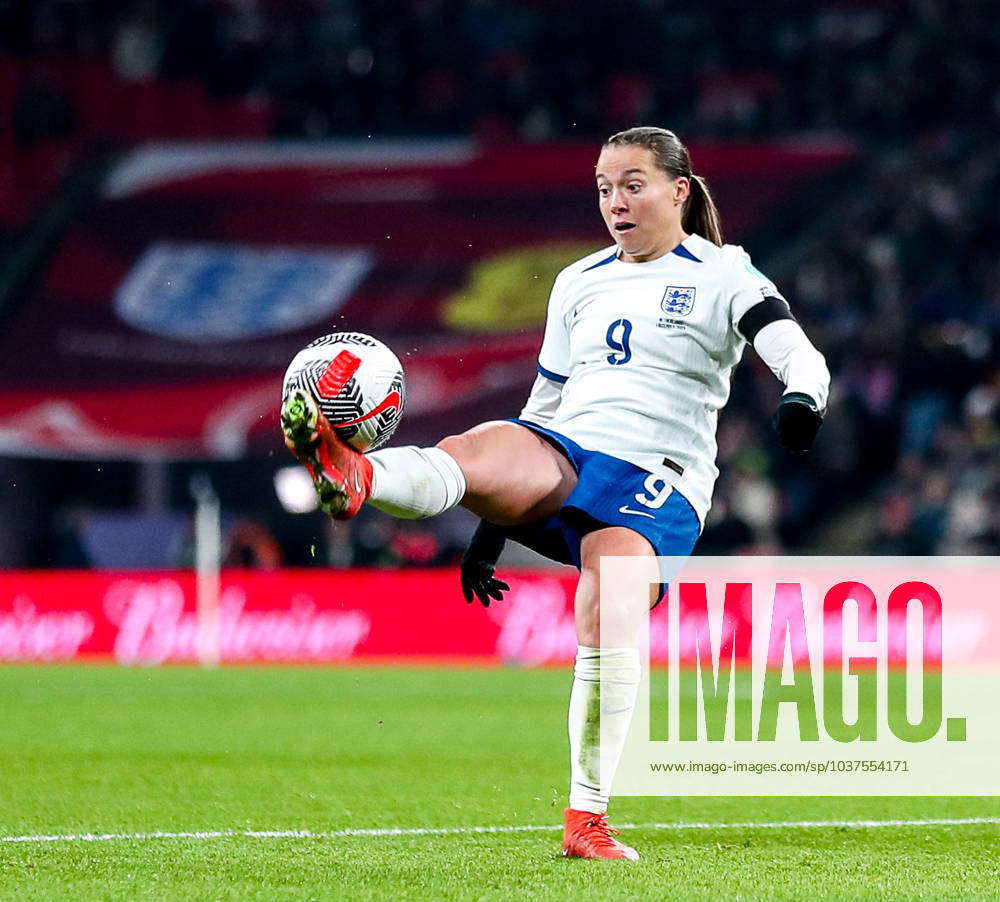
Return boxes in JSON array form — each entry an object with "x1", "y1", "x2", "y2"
[{"x1": 595, "y1": 145, "x2": 690, "y2": 263}]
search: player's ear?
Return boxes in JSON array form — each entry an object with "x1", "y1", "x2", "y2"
[{"x1": 673, "y1": 177, "x2": 690, "y2": 206}]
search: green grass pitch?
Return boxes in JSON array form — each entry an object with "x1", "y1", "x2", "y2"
[{"x1": 1, "y1": 665, "x2": 997, "y2": 901}]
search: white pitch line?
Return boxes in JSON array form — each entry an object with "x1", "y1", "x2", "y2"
[{"x1": 1, "y1": 818, "x2": 997, "y2": 845}]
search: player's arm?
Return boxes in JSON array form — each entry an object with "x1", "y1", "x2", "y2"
[
  {"x1": 460, "y1": 520, "x2": 509, "y2": 606},
  {"x1": 520, "y1": 270, "x2": 571, "y2": 427},
  {"x1": 738, "y1": 297, "x2": 830, "y2": 452}
]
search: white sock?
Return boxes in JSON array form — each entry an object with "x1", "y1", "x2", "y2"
[
  {"x1": 367, "y1": 446, "x2": 466, "y2": 519},
  {"x1": 567, "y1": 645, "x2": 641, "y2": 814}
]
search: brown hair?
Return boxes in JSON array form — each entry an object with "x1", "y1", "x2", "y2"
[{"x1": 604, "y1": 126, "x2": 723, "y2": 246}]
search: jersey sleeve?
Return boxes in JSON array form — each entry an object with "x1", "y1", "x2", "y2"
[
  {"x1": 727, "y1": 247, "x2": 787, "y2": 334},
  {"x1": 535, "y1": 271, "x2": 571, "y2": 382},
  {"x1": 752, "y1": 319, "x2": 831, "y2": 413},
  {"x1": 518, "y1": 372, "x2": 563, "y2": 426}
]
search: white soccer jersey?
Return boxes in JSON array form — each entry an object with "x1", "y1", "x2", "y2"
[{"x1": 520, "y1": 233, "x2": 828, "y2": 526}]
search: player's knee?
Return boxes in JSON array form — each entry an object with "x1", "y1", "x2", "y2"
[
  {"x1": 435, "y1": 432, "x2": 467, "y2": 461},
  {"x1": 575, "y1": 560, "x2": 600, "y2": 629},
  {"x1": 436, "y1": 423, "x2": 516, "y2": 496},
  {"x1": 436, "y1": 432, "x2": 488, "y2": 494},
  {"x1": 436, "y1": 431, "x2": 473, "y2": 464},
  {"x1": 576, "y1": 551, "x2": 656, "y2": 646}
]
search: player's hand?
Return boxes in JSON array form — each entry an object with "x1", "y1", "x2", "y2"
[
  {"x1": 773, "y1": 392, "x2": 823, "y2": 452},
  {"x1": 460, "y1": 560, "x2": 510, "y2": 607},
  {"x1": 460, "y1": 520, "x2": 509, "y2": 606}
]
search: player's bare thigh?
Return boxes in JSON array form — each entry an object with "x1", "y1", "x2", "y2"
[
  {"x1": 575, "y1": 527, "x2": 659, "y2": 647},
  {"x1": 436, "y1": 421, "x2": 576, "y2": 525}
]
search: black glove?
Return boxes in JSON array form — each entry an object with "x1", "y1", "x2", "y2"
[
  {"x1": 460, "y1": 520, "x2": 509, "y2": 607},
  {"x1": 773, "y1": 392, "x2": 823, "y2": 453}
]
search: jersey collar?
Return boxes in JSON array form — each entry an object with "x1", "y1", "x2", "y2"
[
  {"x1": 671, "y1": 237, "x2": 702, "y2": 262},
  {"x1": 610, "y1": 234, "x2": 703, "y2": 265}
]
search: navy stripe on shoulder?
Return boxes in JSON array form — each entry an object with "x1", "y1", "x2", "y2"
[
  {"x1": 672, "y1": 244, "x2": 702, "y2": 263},
  {"x1": 581, "y1": 251, "x2": 618, "y2": 272},
  {"x1": 537, "y1": 363, "x2": 568, "y2": 384}
]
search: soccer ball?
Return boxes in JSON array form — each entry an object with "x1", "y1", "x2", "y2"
[{"x1": 281, "y1": 332, "x2": 406, "y2": 452}]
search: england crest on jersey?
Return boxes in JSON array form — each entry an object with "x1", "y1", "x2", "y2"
[{"x1": 661, "y1": 285, "x2": 696, "y2": 317}]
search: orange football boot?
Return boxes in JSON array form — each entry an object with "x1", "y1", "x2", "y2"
[
  {"x1": 562, "y1": 808, "x2": 639, "y2": 861},
  {"x1": 280, "y1": 389, "x2": 372, "y2": 520}
]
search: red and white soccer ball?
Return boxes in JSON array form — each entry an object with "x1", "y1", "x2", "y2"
[{"x1": 282, "y1": 332, "x2": 406, "y2": 452}]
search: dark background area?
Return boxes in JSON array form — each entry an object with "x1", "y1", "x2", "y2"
[{"x1": 1, "y1": 0, "x2": 998, "y2": 569}]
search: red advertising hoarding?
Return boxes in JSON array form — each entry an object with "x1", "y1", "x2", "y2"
[
  {"x1": 2, "y1": 565, "x2": 979, "y2": 668},
  {"x1": 0, "y1": 569, "x2": 580, "y2": 666}
]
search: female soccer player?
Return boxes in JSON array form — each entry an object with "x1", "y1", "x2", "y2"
[{"x1": 281, "y1": 126, "x2": 830, "y2": 861}]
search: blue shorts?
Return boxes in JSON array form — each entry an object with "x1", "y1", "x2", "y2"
[{"x1": 500, "y1": 419, "x2": 701, "y2": 573}]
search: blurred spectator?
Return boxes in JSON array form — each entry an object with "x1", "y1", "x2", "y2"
[
  {"x1": 223, "y1": 519, "x2": 283, "y2": 569},
  {"x1": 111, "y1": 1, "x2": 164, "y2": 82}
]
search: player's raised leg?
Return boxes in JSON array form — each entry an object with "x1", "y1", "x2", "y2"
[
  {"x1": 562, "y1": 526, "x2": 657, "y2": 862},
  {"x1": 369, "y1": 419, "x2": 576, "y2": 523},
  {"x1": 281, "y1": 392, "x2": 575, "y2": 525}
]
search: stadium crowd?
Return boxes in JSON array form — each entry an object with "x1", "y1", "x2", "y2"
[
  {"x1": 2, "y1": 0, "x2": 998, "y2": 564},
  {"x1": 3, "y1": 0, "x2": 997, "y2": 142},
  {"x1": 705, "y1": 130, "x2": 1000, "y2": 556}
]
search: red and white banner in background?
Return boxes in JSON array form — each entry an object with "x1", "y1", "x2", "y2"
[
  {"x1": 0, "y1": 569, "x2": 581, "y2": 666},
  {"x1": 7, "y1": 563, "x2": 992, "y2": 668}
]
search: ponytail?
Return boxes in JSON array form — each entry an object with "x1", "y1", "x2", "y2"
[
  {"x1": 684, "y1": 174, "x2": 723, "y2": 246},
  {"x1": 604, "y1": 126, "x2": 724, "y2": 246}
]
